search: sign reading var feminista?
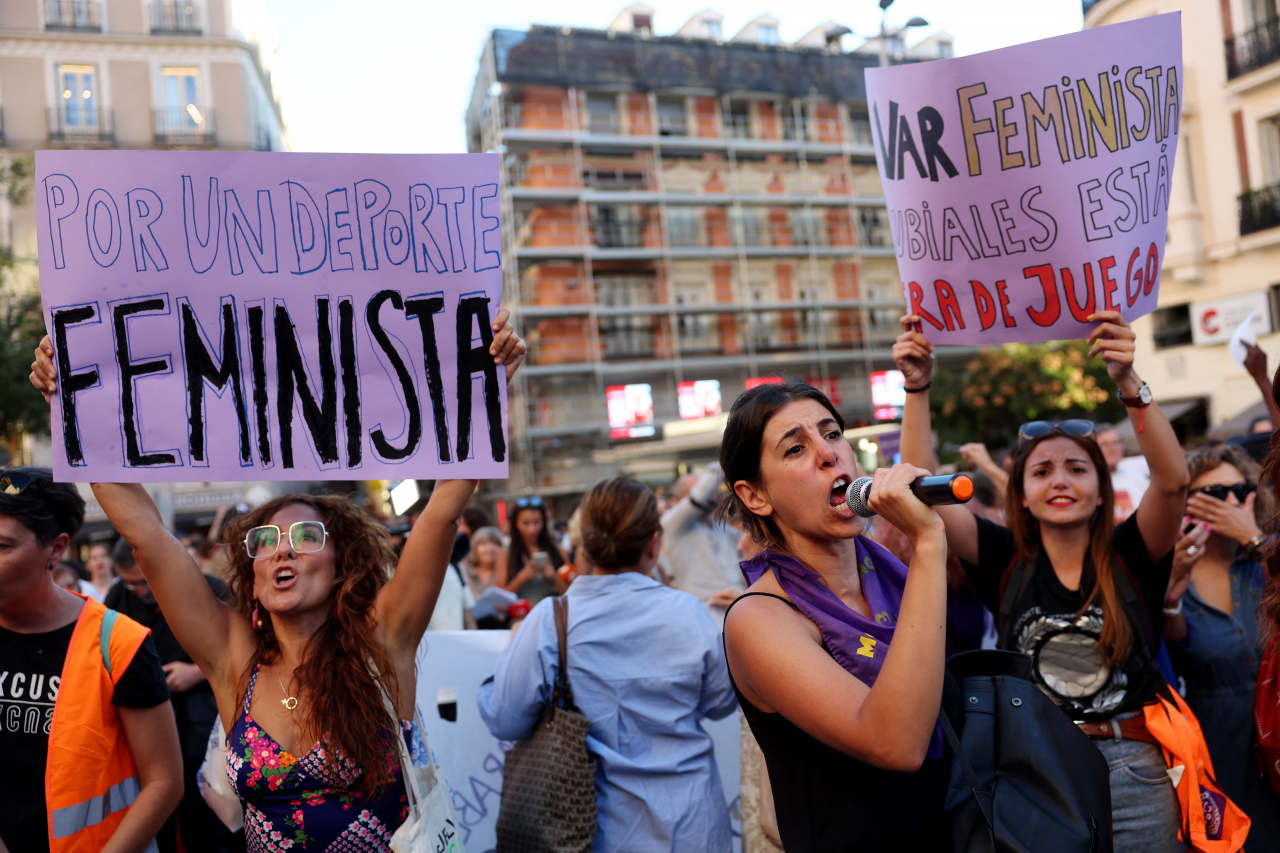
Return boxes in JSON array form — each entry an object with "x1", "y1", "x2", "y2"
[
  {"x1": 36, "y1": 150, "x2": 508, "y2": 482},
  {"x1": 865, "y1": 13, "x2": 1182, "y2": 345}
]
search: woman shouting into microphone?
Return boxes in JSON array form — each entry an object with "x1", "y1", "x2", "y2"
[{"x1": 720, "y1": 381, "x2": 953, "y2": 852}]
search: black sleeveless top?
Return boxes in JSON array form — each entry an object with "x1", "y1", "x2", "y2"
[{"x1": 725, "y1": 592, "x2": 952, "y2": 853}]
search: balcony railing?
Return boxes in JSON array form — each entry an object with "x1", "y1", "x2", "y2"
[
  {"x1": 582, "y1": 167, "x2": 651, "y2": 191},
  {"x1": 154, "y1": 106, "x2": 215, "y2": 144},
  {"x1": 506, "y1": 103, "x2": 570, "y2": 132},
  {"x1": 591, "y1": 219, "x2": 646, "y2": 248},
  {"x1": 657, "y1": 112, "x2": 688, "y2": 137},
  {"x1": 1239, "y1": 182, "x2": 1280, "y2": 235},
  {"x1": 45, "y1": 0, "x2": 101, "y2": 30},
  {"x1": 48, "y1": 107, "x2": 113, "y2": 144},
  {"x1": 149, "y1": 0, "x2": 203, "y2": 34},
  {"x1": 586, "y1": 111, "x2": 620, "y2": 135},
  {"x1": 1226, "y1": 17, "x2": 1280, "y2": 79}
]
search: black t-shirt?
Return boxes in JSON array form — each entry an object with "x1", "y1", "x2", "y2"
[
  {"x1": 0, "y1": 615, "x2": 170, "y2": 853},
  {"x1": 105, "y1": 574, "x2": 228, "y2": 759},
  {"x1": 967, "y1": 515, "x2": 1171, "y2": 721}
]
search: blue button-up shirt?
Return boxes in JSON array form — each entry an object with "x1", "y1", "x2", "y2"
[{"x1": 477, "y1": 571, "x2": 738, "y2": 853}]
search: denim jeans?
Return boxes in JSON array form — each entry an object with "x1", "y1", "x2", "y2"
[{"x1": 1095, "y1": 737, "x2": 1185, "y2": 853}]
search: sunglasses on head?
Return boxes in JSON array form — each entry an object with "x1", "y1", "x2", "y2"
[
  {"x1": 515, "y1": 496, "x2": 543, "y2": 509},
  {"x1": 1192, "y1": 483, "x2": 1257, "y2": 502},
  {"x1": 0, "y1": 471, "x2": 43, "y2": 496},
  {"x1": 1017, "y1": 420, "x2": 1097, "y2": 445}
]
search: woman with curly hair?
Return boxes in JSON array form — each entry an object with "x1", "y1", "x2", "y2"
[
  {"x1": 28, "y1": 312, "x2": 526, "y2": 850},
  {"x1": 1167, "y1": 444, "x2": 1280, "y2": 849}
]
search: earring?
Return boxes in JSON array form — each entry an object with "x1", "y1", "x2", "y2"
[
  {"x1": 335, "y1": 601, "x2": 343, "y2": 622},
  {"x1": 251, "y1": 602, "x2": 263, "y2": 632}
]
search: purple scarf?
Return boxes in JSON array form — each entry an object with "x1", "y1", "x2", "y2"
[{"x1": 740, "y1": 536, "x2": 943, "y2": 759}]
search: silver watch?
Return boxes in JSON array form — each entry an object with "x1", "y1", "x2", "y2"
[{"x1": 1117, "y1": 382, "x2": 1152, "y2": 407}]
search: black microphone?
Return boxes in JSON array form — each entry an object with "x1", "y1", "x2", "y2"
[{"x1": 844, "y1": 473, "x2": 974, "y2": 518}]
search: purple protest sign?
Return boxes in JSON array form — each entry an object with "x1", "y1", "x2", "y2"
[
  {"x1": 866, "y1": 14, "x2": 1182, "y2": 345},
  {"x1": 36, "y1": 151, "x2": 508, "y2": 482}
]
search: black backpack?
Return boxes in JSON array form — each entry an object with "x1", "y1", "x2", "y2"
[{"x1": 938, "y1": 649, "x2": 1113, "y2": 853}]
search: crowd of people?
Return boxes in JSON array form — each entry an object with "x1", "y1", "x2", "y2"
[{"x1": 6, "y1": 305, "x2": 1280, "y2": 853}]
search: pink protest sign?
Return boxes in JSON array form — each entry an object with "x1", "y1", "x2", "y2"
[
  {"x1": 36, "y1": 151, "x2": 508, "y2": 482},
  {"x1": 865, "y1": 14, "x2": 1182, "y2": 345}
]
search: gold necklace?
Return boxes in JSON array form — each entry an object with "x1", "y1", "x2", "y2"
[{"x1": 275, "y1": 664, "x2": 299, "y2": 711}]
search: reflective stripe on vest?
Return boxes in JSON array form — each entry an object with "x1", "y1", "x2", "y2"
[
  {"x1": 50, "y1": 774, "x2": 140, "y2": 839},
  {"x1": 100, "y1": 609, "x2": 118, "y2": 677}
]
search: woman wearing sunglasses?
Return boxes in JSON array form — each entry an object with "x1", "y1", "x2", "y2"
[
  {"x1": 893, "y1": 310, "x2": 1191, "y2": 853},
  {"x1": 28, "y1": 313, "x2": 527, "y2": 851},
  {"x1": 1164, "y1": 445, "x2": 1280, "y2": 850},
  {"x1": 499, "y1": 495, "x2": 567, "y2": 606}
]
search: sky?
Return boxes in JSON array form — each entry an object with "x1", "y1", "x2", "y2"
[{"x1": 262, "y1": 0, "x2": 1086, "y2": 155}]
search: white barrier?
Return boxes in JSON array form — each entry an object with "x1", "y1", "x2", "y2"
[{"x1": 415, "y1": 630, "x2": 743, "y2": 853}]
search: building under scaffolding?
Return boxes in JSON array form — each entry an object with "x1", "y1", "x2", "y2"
[{"x1": 466, "y1": 6, "x2": 960, "y2": 496}]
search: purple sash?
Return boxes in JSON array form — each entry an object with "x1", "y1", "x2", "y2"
[{"x1": 740, "y1": 536, "x2": 943, "y2": 759}]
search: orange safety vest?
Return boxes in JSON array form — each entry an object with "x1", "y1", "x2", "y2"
[
  {"x1": 1144, "y1": 688, "x2": 1251, "y2": 852},
  {"x1": 44, "y1": 594, "x2": 154, "y2": 853}
]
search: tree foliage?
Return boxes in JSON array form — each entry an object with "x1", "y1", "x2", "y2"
[
  {"x1": 930, "y1": 341, "x2": 1127, "y2": 450},
  {"x1": 0, "y1": 155, "x2": 46, "y2": 464}
]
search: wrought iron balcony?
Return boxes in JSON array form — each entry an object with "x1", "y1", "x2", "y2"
[
  {"x1": 45, "y1": 0, "x2": 102, "y2": 31},
  {"x1": 1226, "y1": 17, "x2": 1280, "y2": 79},
  {"x1": 149, "y1": 1, "x2": 203, "y2": 34},
  {"x1": 1239, "y1": 182, "x2": 1280, "y2": 235},
  {"x1": 48, "y1": 106, "x2": 113, "y2": 144},
  {"x1": 154, "y1": 106, "x2": 215, "y2": 144}
]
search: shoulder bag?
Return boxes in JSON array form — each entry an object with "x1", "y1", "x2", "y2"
[
  {"x1": 495, "y1": 596, "x2": 598, "y2": 853},
  {"x1": 381, "y1": 682, "x2": 466, "y2": 852}
]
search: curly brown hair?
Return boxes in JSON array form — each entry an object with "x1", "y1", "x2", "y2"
[
  {"x1": 1186, "y1": 443, "x2": 1269, "y2": 529},
  {"x1": 224, "y1": 493, "x2": 401, "y2": 794}
]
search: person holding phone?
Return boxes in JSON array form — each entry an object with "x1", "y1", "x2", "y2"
[
  {"x1": 893, "y1": 311, "x2": 1191, "y2": 853},
  {"x1": 499, "y1": 497, "x2": 567, "y2": 606}
]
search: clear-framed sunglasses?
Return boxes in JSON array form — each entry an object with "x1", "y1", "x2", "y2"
[{"x1": 244, "y1": 521, "x2": 329, "y2": 559}]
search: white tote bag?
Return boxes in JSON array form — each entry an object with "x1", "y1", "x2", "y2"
[
  {"x1": 196, "y1": 721, "x2": 244, "y2": 832},
  {"x1": 384, "y1": 696, "x2": 465, "y2": 853}
]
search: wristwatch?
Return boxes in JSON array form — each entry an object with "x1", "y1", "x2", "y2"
[
  {"x1": 1116, "y1": 382, "x2": 1153, "y2": 407},
  {"x1": 1245, "y1": 533, "x2": 1267, "y2": 555},
  {"x1": 1117, "y1": 382, "x2": 1153, "y2": 434}
]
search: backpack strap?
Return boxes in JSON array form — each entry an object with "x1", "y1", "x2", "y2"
[
  {"x1": 100, "y1": 609, "x2": 119, "y2": 678},
  {"x1": 997, "y1": 552, "x2": 1037, "y2": 651},
  {"x1": 938, "y1": 708, "x2": 994, "y2": 831}
]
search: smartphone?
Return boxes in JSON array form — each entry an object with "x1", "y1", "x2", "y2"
[
  {"x1": 532, "y1": 551, "x2": 550, "y2": 570},
  {"x1": 1183, "y1": 520, "x2": 1198, "y2": 536}
]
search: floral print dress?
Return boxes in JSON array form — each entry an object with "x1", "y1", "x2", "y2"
[{"x1": 227, "y1": 665, "x2": 417, "y2": 852}]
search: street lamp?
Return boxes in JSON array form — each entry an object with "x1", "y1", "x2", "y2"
[{"x1": 876, "y1": 0, "x2": 929, "y2": 67}]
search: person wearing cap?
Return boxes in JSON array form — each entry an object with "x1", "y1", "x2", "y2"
[{"x1": 0, "y1": 467, "x2": 182, "y2": 853}]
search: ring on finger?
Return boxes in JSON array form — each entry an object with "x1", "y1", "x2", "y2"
[{"x1": 1186, "y1": 545, "x2": 1200, "y2": 557}]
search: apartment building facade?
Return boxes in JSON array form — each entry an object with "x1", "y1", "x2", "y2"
[
  {"x1": 0, "y1": 0, "x2": 288, "y2": 535},
  {"x1": 468, "y1": 7, "x2": 956, "y2": 493},
  {"x1": 1084, "y1": 0, "x2": 1280, "y2": 438},
  {"x1": 0, "y1": 0, "x2": 286, "y2": 263}
]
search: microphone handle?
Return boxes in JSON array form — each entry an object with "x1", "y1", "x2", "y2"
[{"x1": 910, "y1": 473, "x2": 974, "y2": 507}]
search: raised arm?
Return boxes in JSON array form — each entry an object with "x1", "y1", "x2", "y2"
[
  {"x1": 377, "y1": 308, "x2": 526, "y2": 652},
  {"x1": 92, "y1": 483, "x2": 247, "y2": 686},
  {"x1": 1090, "y1": 311, "x2": 1189, "y2": 560},
  {"x1": 1243, "y1": 342, "x2": 1280, "y2": 429},
  {"x1": 892, "y1": 315, "x2": 979, "y2": 564}
]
